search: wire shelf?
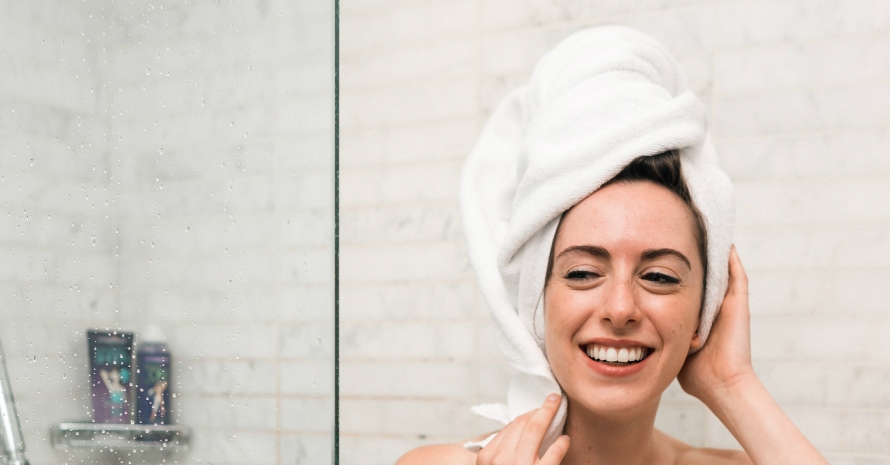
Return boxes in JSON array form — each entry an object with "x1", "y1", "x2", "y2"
[{"x1": 50, "y1": 422, "x2": 191, "y2": 452}]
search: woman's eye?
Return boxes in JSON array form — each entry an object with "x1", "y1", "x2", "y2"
[
  {"x1": 565, "y1": 269, "x2": 600, "y2": 281},
  {"x1": 641, "y1": 272, "x2": 680, "y2": 284}
]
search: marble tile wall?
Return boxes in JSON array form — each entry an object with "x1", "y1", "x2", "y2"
[
  {"x1": 0, "y1": 1, "x2": 334, "y2": 465},
  {"x1": 338, "y1": 0, "x2": 890, "y2": 463}
]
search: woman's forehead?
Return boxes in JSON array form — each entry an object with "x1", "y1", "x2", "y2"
[{"x1": 555, "y1": 181, "x2": 699, "y2": 256}]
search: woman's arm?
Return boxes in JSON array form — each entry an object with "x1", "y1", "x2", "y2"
[
  {"x1": 679, "y1": 247, "x2": 829, "y2": 465},
  {"x1": 699, "y1": 372, "x2": 827, "y2": 464}
]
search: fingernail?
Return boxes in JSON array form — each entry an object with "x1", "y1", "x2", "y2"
[{"x1": 547, "y1": 393, "x2": 560, "y2": 402}]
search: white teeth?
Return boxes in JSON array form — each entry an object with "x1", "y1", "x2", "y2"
[
  {"x1": 617, "y1": 348, "x2": 629, "y2": 362},
  {"x1": 585, "y1": 344, "x2": 649, "y2": 363}
]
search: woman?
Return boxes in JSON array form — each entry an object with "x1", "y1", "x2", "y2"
[{"x1": 398, "y1": 27, "x2": 829, "y2": 465}]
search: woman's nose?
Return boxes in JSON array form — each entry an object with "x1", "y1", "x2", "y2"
[{"x1": 601, "y1": 278, "x2": 640, "y2": 328}]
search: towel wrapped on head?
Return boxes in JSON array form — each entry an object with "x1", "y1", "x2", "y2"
[{"x1": 460, "y1": 26, "x2": 735, "y2": 452}]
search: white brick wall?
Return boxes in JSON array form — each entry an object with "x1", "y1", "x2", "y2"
[
  {"x1": 0, "y1": 1, "x2": 334, "y2": 465},
  {"x1": 340, "y1": 0, "x2": 890, "y2": 463}
]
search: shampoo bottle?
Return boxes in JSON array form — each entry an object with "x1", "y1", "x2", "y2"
[
  {"x1": 135, "y1": 326, "x2": 172, "y2": 425},
  {"x1": 88, "y1": 329, "x2": 134, "y2": 424}
]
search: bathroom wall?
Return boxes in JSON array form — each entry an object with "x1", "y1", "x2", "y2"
[
  {"x1": 0, "y1": 1, "x2": 334, "y2": 465},
  {"x1": 338, "y1": 0, "x2": 890, "y2": 464}
]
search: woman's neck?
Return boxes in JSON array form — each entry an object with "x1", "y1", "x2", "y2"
[{"x1": 560, "y1": 398, "x2": 675, "y2": 465}]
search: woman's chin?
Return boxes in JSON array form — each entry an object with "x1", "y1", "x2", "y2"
[
  {"x1": 566, "y1": 387, "x2": 662, "y2": 419},
  {"x1": 560, "y1": 358, "x2": 676, "y2": 417}
]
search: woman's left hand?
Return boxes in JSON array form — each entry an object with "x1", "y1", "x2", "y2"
[
  {"x1": 678, "y1": 246, "x2": 757, "y2": 404},
  {"x1": 475, "y1": 394, "x2": 570, "y2": 465}
]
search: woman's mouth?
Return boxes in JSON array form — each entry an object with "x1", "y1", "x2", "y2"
[{"x1": 584, "y1": 344, "x2": 650, "y2": 366}]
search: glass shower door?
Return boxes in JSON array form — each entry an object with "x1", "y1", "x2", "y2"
[{"x1": 0, "y1": 1, "x2": 336, "y2": 464}]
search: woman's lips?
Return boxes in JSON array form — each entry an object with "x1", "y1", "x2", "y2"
[
  {"x1": 586, "y1": 344, "x2": 648, "y2": 363},
  {"x1": 580, "y1": 341, "x2": 653, "y2": 376}
]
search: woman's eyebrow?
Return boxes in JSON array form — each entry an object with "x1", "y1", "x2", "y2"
[
  {"x1": 640, "y1": 248, "x2": 691, "y2": 269},
  {"x1": 555, "y1": 245, "x2": 610, "y2": 261}
]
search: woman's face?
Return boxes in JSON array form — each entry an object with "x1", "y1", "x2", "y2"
[{"x1": 544, "y1": 180, "x2": 704, "y2": 416}]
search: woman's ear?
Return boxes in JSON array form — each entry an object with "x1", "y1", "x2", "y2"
[{"x1": 687, "y1": 330, "x2": 703, "y2": 354}]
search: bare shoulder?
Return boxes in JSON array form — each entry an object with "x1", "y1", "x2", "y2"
[
  {"x1": 677, "y1": 447, "x2": 753, "y2": 465},
  {"x1": 395, "y1": 442, "x2": 477, "y2": 465},
  {"x1": 658, "y1": 430, "x2": 751, "y2": 465}
]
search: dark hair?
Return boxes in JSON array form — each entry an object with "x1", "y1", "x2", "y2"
[{"x1": 545, "y1": 150, "x2": 708, "y2": 297}]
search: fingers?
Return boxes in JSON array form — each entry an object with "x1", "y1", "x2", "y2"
[
  {"x1": 727, "y1": 246, "x2": 749, "y2": 296},
  {"x1": 515, "y1": 393, "x2": 563, "y2": 459},
  {"x1": 540, "y1": 435, "x2": 571, "y2": 465},
  {"x1": 476, "y1": 394, "x2": 564, "y2": 465},
  {"x1": 482, "y1": 409, "x2": 533, "y2": 455},
  {"x1": 716, "y1": 246, "x2": 750, "y2": 324}
]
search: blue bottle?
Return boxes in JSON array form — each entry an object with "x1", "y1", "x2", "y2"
[{"x1": 135, "y1": 327, "x2": 172, "y2": 425}]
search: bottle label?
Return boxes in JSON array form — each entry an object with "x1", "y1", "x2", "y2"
[{"x1": 136, "y1": 353, "x2": 172, "y2": 425}]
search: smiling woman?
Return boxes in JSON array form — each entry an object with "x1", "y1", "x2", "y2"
[
  {"x1": 545, "y1": 156, "x2": 706, "y2": 418},
  {"x1": 394, "y1": 26, "x2": 829, "y2": 465},
  {"x1": 540, "y1": 156, "x2": 713, "y2": 463}
]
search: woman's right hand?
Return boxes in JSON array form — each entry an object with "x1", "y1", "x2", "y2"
[
  {"x1": 476, "y1": 394, "x2": 570, "y2": 465},
  {"x1": 679, "y1": 246, "x2": 757, "y2": 404},
  {"x1": 678, "y1": 247, "x2": 829, "y2": 465}
]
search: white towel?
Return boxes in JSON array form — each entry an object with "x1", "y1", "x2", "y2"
[{"x1": 460, "y1": 26, "x2": 734, "y2": 453}]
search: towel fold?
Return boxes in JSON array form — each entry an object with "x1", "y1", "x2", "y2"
[{"x1": 460, "y1": 25, "x2": 734, "y2": 453}]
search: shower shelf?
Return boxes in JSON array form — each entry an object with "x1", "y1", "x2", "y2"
[{"x1": 50, "y1": 422, "x2": 191, "y2": 452}]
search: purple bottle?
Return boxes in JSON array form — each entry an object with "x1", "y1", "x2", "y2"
[
  {"x1": 88, "y1": 329, "x2": 134, "y2": 424},
  {"x1": 135, "y1": 326, "x2": 172, "y2": 425}
]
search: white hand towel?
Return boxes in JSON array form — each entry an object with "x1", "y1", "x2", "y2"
[{"x1": 460, "y1": 25, "x2": 734, "y2": 453}]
